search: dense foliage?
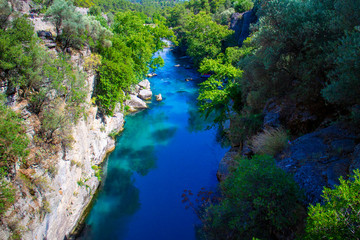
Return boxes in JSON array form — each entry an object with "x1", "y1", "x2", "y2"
[
  {"x1": 201, "y1": 155, "x2": 303, "y2": 240},
  {"x1": 95, "y1": 10, "x2": 174, "y2": 114},
  {"x1": 45, "y1": 0, "x2": 112, "y2": 51},
  {"x1": 167, "y1": 0, "x2": 360, "y2": 239},
  {"x1": 305, "y1": 170, "x2": 360, "y2": 239},
  {"x1": 74, "y1": 0, "x2": 185, "y2": 17}
]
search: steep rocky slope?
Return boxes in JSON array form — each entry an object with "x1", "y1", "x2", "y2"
[
  {"x1": 0, "y1": 49, "x2": 125, "y2": 239},
  {"x1": 0, "y1": 3, "x2": 153, "y2": 237}
]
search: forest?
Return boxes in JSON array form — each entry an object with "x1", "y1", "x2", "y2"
[{"x1": 1, "y1": 0, "x2": 360, "y2": 239}]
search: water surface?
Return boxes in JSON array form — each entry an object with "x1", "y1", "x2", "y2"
[{"x1": 80, "y1": 47, "x2": 229, "y2": 240}]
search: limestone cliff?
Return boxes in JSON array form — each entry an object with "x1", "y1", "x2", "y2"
[
  {"x1": 0, "y1": 46, "x2": 125, "y2": 239},
  {"x1": 0, "y1": 3, "x2": 133, "y2": 237}
]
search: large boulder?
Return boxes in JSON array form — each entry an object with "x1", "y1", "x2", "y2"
[
  {"x1": 125, "y1": 94, "x2": 147, "y2": 111},
  {"x1": 138, "y1": 89, "x2": 152, "y2": 100},
  {"x1": 138, "y1": 79, "x2": 150, "y2": 90}
]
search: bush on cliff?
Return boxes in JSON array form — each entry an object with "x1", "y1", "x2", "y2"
[
  {"x1": 0, "y1": 99, "x2": 28, "y2": 216},
  {"x1": 234, "y1": 0, "x2": 253, "y2": 13},
  {"x1": 202, "y1": 155, "x2": 304, "y2": 240},
  {"x1": 0, "y1": 98, "x2": 29, "y2": 170},
  {"x1": 305, "y1": 169, "x2": 360, "y2": 239}
]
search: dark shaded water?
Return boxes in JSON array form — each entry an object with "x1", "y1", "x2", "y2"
[{"x1": 79, "y1": 47, "x2": 229, "y2": 240}]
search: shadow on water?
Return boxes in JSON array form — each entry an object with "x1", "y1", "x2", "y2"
[
  {"x1": 128, "y1": 145, "x2": 157, "y2": 176},
  {"x1": 78, "y1": 168, "x2": 140, "y2": 240},
  {"x1": 186, "y1": 94, "x2": 214, "y2": 133},
  {"x1": 152, "y1": 126, "x2": 177, "y2": 143}
]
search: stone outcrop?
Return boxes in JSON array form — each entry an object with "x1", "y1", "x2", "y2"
[
  {"x1": 0, "y1": 5, "x2": 154, "y2": 239},
  {"x1": 219, "y1": 101, "x2": 360, "y2": 207},
  {"x1": 138, "y1": 89, "x2": 152, "y2": 100},
  {"x1": 230, "y1": 10, "x2": 257, "y2": 46},
  {"x1": 0, "y1": 71, "x2": 125, "y2": 240},
  {"x1": 131, "y1": 79, "x2": 153, "y2": 101},
  {"x1": 138, "y1": 79, "x2": 151, "y2": 90},
  {"x1": 276, "y1": 124, "x2": 359, "y2": 205},
  {"x1": 125, "y1": 94, "x2": 148, "y2": 111}
]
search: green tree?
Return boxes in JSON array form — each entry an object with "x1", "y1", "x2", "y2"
[
  {"x1": 178, "y1": 12, "x2": 233, "y2": 66},
  {"x1": 305, "y1": 169, "x2": 360, "y2": 239},
  {"x1": 89, "y1": 5, "x2": 101, "y2": 16},
  {"x1": 46, "y1": 0, "x2": 111, "y2": 51},
  {"x1": 198, "y1": 57, "x2": 242, "y2": 123},
  {"x1": 322, "y1": 31, "x2": 360, "y2": 106},
  {"x1": 234, "y1": 0, "x2": 253, "y2": 13},
  {"x1": 96, "y1": 10, "x2": 173, "y2": 114}
]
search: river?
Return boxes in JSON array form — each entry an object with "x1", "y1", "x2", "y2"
[{"x1": 78, "y1": 46, "x2": 229, "y2": 240}]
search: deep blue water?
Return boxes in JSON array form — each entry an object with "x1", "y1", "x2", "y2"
[{"x1": 79, "y1": 47, "x2": 229, "y2": 240}]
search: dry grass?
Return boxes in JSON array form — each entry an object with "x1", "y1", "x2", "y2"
[{"x1": 250, "y1": 128, "x2": 289, "y2": 156}]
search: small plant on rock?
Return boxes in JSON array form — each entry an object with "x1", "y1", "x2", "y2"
[{"x1": 250, "y1": 127, "x2": 289, "y2": 156}]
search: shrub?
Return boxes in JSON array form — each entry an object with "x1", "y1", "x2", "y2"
[
  {"x1": 0, "y1": 99, "x2": 29, "y2": 169},
  {"x1": 84, "y1": 53, "x2": 102, "y2": 72},
  {"x1": 250, "y1": 127, "x2": 288, "y2": 156},
  {"x1": 203, "y1": 155, "x2": 304, "y2": 239},
  {"x1": 0, "y1": 174, "x2": 15, "y2": 216},
  {"x1": 305, "y1": 169, "x2": 360, "y2": 239},
  {"x1": 234, "y1": 0, "x2": 254, "y2": 13}
]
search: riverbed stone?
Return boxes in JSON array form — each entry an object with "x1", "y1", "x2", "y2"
[
  {"x1": 155, "y1": 94, "x2": 162, "y2": 101},
  {"x1": 138, "y1": 89, "x2": 152, "y2": 100},
  {"x1": 138, "y1": 79, "x2": 150, "y2": 90},
  {"x1": 126, "y1": 94, "x2": 148, "y2": 110}
]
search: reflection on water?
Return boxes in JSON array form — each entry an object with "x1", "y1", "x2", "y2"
[{"x1": 78, "y1": 47, "x2": 229, "y2": 240}]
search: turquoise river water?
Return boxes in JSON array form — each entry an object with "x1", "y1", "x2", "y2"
[{"x1": 78, "y1": 47, "x2": 229, "y2": 240}]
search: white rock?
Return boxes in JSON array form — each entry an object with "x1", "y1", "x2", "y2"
[
  {"x1": 156, "y1": 94, "x2": 162, "y2": 101},
  {"x1": 138, "y1": 89, "x2": 152, "y2": 100},
  {"x1": 138, "y1": 79, "x2": 150, "y2": 90},
  {"x1": 126, "y1": 94, "x2": 148, "y2": 109}
]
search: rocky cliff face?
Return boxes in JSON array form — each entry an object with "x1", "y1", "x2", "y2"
[
  {"x1": 218, "y1": 106, "x2": 360, "y2": 207},
  {"x1": 230, "y1": 10, "x2": 257, "y2": 45},
  {"x1": 0, "y1": 46, "x2": 126, "y2": 239}
]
